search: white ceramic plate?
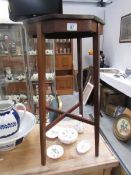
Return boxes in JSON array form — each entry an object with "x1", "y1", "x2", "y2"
[
  {"x1": 0, "y1": 110, "x2": 36, "y2": 151},
  {"x1": 58, "y1": 128, "x2": 78, "y2": 144},
  {"x1": 47, "y1": 144, "x2": 64, "y2": 159},
  {"x1": 76, "y1": 140, "x2": 91, "y2": 154},
  {"x1": 74, "y1": 120, "x2": 85, "y2": 134},
  {"x1": 46, "y1": 126, "x2": 61, "y2": 139}
]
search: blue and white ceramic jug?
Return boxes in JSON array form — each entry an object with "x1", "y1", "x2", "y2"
[{"x1": 0, "y1": 100, "x2": 26, "y2": 139}]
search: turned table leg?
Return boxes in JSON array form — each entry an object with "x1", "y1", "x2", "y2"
[
  {"x1": 77, "y1": 38, "x2": 83, "y2": 116},
  {"x1": 93, "y1": 24, "x2": 100, "y2": 157}
]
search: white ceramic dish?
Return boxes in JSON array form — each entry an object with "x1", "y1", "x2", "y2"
[
  {"x1": 0, "y1": 110, "x2": 36, "y2": 151},
  {"x1": 46, "y1": 126, "x2": 61, "y2": 139},
  {"x1": 47, "y1": 144, "x2": 64, "y2": 159},
  {"x1": 58, "y1": 128, "x2": 78, "y2": 144},
  {"x1": 76, "y1": 140, "x2": 91, "y2": 154},
  {"x1": 74, "y1": 121, "x2": 85, "y2": 134}
]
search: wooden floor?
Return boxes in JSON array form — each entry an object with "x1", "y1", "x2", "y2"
[{"x1": 0, "y1": 120, "x2": 119, "y2": 175}]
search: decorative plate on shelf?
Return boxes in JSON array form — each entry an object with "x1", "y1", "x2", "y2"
[
  {"x1": 46, "y1": 126, "x2": 61, "y2": 139},
  {"x1": 47, "y1": 144, "x2": 64, "y2": 159},
  {"x1": 113, "y1": 114, "x2": 131, "y2": 141},
  {"x1": 58, "y1": 128, "x2": 78, "y2": 144},
  {"x1": 76, "y1": 140, "x2": 91, "y2": 154}
]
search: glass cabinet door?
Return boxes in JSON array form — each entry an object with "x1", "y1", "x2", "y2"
[
  {"x1": 0, "y1": 24, "x2": 30, "y2": 110},
  {"x1": 24, "y1": 29, "x2": 56, "y2": 116}
]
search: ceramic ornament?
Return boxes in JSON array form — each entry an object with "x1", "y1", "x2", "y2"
[
  {"x1": 46, "y1": 126, "x2": 61, "y2": 139},
  {"x1": 0, "y1": 100, "x2": 26, "y2": 139},
  {"x1": 0, "y1": 110, "x2": 36, "y2": 151},
  {"x1": 76, "y1": 140, "x2": 91, "y2": 154},
  {"x1": 47, "y1": 145, "x2": 64, "y2": 159},
  {"x1": 58, "y1": 128, "x2": 78, "y2": 144},
  {"x1": 74, "y1": 120, "x2": 85, "y2": 134}
]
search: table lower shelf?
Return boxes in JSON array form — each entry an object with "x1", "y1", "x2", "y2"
[{"x1": 0, "y1": 120, "x2": 119, "y2": 175}]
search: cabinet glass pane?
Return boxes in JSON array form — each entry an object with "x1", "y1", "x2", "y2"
[
  {"x1": 24, "y1": 31, "x2": 56, "y2": 116},
  {"x1": 0, "y1": 24, "x2": 30, "y2": 110}
]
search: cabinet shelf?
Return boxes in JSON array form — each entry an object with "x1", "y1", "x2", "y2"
[
  {"x1": 31, "y1": 80, "x2": 54, "y2": 84},
  {"x1": 0, "y1": 24, "x2": 30, "y2": 108},
  {"x1": 55, "y1": 53, "x2": 72, "y2": 55},
  {"x1": 0, "y1": 54, "x2": 23, "y2": 57},
  {"x1": 5, "y1": 80, "x2": 26, "y2": 83}
]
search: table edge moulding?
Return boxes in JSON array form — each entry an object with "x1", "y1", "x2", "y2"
[{"x1": 23, "y1": 14, "x2": 104, "y2": 165}]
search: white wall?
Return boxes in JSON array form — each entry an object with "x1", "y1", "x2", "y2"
[
  {"x1": 63, "y1": 2, "x2": 105, "y2": 69},
  {"x1": 103, "y1": 0, "x2": 131, "y2": 71},
  {"x1": 0, "y1": 1, "x2": 17, "y2": 23}
]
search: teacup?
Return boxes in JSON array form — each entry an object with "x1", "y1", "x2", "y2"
[{"x1": 0, "y1": 100, "x2": 26, "y2": 139}]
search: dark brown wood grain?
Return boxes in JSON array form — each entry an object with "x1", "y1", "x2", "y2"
[
  {"x1": 36, "y1": 22, "x2": 46, "y2": 165},
  {"x1": 77, "y1": 38, "x2": 83, "y2": 116},
  {"x1": 93, "y1": 23, "x2": 100, "y2": 157}
]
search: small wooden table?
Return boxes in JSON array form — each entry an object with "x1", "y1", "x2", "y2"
[
  {"x1": 0, "y1": 121, "x2": 119, "y2": 175},
  {"x1": 24, "y1": 14, "x2": 104, "y2": 165}
]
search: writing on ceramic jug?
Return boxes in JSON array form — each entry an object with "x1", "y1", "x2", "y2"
[
  {"x1": 0, "y1": 122, "x2": 17, "y2": 129},
  {"x1": 0, "y1": 113, "x2": 18, "y2": 138}
]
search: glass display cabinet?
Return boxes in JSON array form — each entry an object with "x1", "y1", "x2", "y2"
[
  {"x1": 24, "y1": 30, "x2": 56, "y2": 116},
  {"x1": 0, "y1": 24, "x2": 30, "y2": 109},
  {"x1": 0, "y1": 23, "x2": 57, "y2": 121}
]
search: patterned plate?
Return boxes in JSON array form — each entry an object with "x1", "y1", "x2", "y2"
[
  {"x1": 113, "y1": 114, "x2": 131, "y2": 141},
  {"x1": 46, "y1": 126, "x2": 61, "y2": 139},
  {"x1": 47, "y1": 145, "x2": 64, "y2": 159},
  {"x1": 76, "y1": 140, "x2": 91, "y2": 154},
  {"x1": 58, "y1": 128, "x2": 78, "y2": 144}
]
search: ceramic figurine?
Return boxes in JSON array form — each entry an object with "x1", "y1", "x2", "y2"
[
  {"x1": 31, "y1": 73, "x2": 38, "y2": 81},
  {"x1": 16, "y1": 73, "x2": 26, "y2": 81},
  {"x1": 5, "y1": 67, "x2": 14, "y2": 80}
]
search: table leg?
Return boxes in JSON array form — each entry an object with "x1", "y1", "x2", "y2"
[
  {"x1": 37, "y1": 23, "x2": 46, "y2": 165},
  {"x1": 93, "y1": 24, "x2": 100, "y2": 157},
  {"x1": 77, "y1": 38, "x2": 83, "y2": 116}
]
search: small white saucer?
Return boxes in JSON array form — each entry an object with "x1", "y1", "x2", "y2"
[
  {"x1": 58, "y1": 128, "x2": 78, "y2": 144},
  {"x1": 46, "y1": 126, "x2": 61, "y2": 139},
  {"x1": 76, "y1": 140, "x2": 91, "y2": 154},
  {"x1": 74, "y1": 121, "x2": 85, "y2": 134},
  {"x1": 47, "y1": 145, "x2": 64, "y2": 159}
]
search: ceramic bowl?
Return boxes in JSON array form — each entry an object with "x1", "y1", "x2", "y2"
[
  {"x1": 76, "y1": 140, "x2": 91, "y2": 154},
  {"x1": 58, "y1": 128, "x2": 78, "y2": 144},
  {"x1": 46, "y1": 126, "x2": 61, "y2": 139},
  {"x1": 74, "y1": 121, "x2": 85, "y2": 134},
  {"x1": 47, "y1": 144, "x2": 64, "y2": 159},
  {"x1": 0, "y1": 110, "x2": 36, "y2": 151}
]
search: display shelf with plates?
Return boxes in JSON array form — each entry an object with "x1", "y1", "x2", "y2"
[
  {"x1": 0, "y1": 24, "x2": 31, "y2": 109},
  {"x1": 24, "y1": 35, "x2": 56, "y2": 114},
  {"x1": 24, "y1": 35, "x2": 74, "y2": 96}
]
